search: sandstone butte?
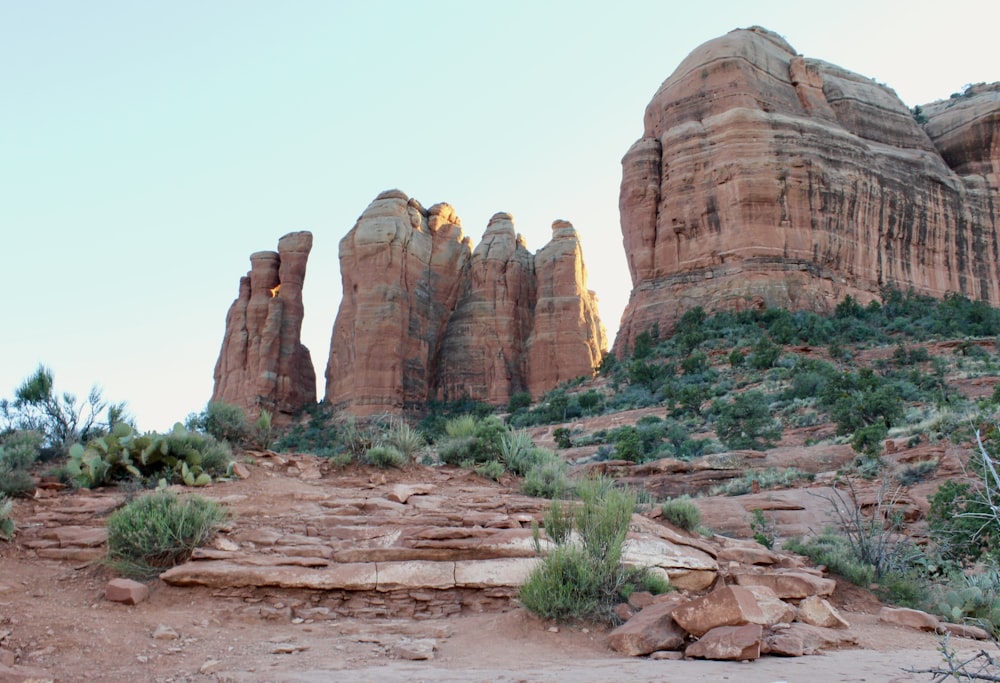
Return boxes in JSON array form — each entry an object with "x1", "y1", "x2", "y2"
[
  {"x1": 325, "y1": 190, "x2": 607, "y2": 415},
  {"x1": 615, "y1": 26, "x2": 1000, "y2": 353},
  {"x1": 212, "y1": 231, "x2": 317, "y2": 420}
]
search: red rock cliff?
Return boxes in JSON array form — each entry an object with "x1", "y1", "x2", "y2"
[
  {"x1": 616, "y1": 27, "x2": 1000, "y2": 352},
  {"x1": 326, "y1": 191, "x2": 607, "y2": 415},
  {"x1": 212, "y1": 231, "x2": 317, "y2": 419}
]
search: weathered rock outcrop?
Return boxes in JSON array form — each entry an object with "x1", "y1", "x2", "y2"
[
  {"x1": 212, "y1": 231, "x2": 316, "y2": 419},
  {"x1": 326, "y1": 191, "x2": 606, "y2": 415},
  {"x1": 616, "y1": 26, "x2": 1000, "y2": 352}
]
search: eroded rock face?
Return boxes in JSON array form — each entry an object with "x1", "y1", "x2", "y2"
[
  {"x1": 212, "y1": 231, "x2": 316, "y2": 419},
  {"x1": 616, "y1": 26, "x2": 1000, "y2": 352},
  {"x1": 326, "y1": 191, "x2": 606, "y2": 415}
]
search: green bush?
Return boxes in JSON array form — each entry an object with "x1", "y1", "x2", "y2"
[
  {"x1": 105, "y1": 491, "x2": 227, "y2": 579},
  {"x1": 0, "y1": 494, "x2": 14, "y2": 540},
  {"x1": 194, "y1": 401, "x2": 248, "y2": 446},
  {"x1": 438, "y1": 415, "x2": 506, "y2": 466},
  {"x1": 521, "y1": 480, "x2": 660, "y2": 623},
  {"x1": 929, "y1": 570, "x2": 1000, "y2": 639},
  {"x1": 252, "y1": 409, "x2": 273, "y2": 450},
  {"x1": 713, "y1": 390, "x2": 782, "y2": 450},
  {"x1": 0, "y1": 430, "x2": 42, "y2": 496},
  {"x1": 66, "y1": 422, "x2": 233, "y2": 489},
  {"x1": 384, "y1": 419, "x2": 425, "y2": 461},
  {"x1": 475, "y1": 460, "x2": 505, "y2": 481},
  {"x1": 553, "y1": 428, "x2": 572, "y2": 449},
  {"x1": 928, "y1": 480, "x2": 998, "y2": 563},
  {"x1": 709, "y1": 467, "x2": 813, "y2": 496},
  {"x1": 365, "y1": 445, "x2": 405, "y2": 468},
  {"x1": 522, "y1": 457, "x2": 571, "y2": 499},
  {"x1": 660, "y1": 496, "x2": 700, "y2": 531},
  {"x1": 508, "y1": 391, "x2": 532, "y2": 413}
]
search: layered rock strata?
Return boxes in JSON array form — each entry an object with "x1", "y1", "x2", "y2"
[
  {"x1": 326, "y1": 190, "x2": 606, "y2": 415},
  {"x1": 212, "y1": 231, "x2": 316, "y2": 419},
  {"x1": 616, "y1": 26, "x2": 1000, "y2": 352}
]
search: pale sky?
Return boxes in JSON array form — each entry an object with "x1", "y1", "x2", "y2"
[{"x1": 2, "y1": 0, "x2": 997, "y2": 431}]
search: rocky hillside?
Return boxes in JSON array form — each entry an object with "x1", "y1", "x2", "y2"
[{"x1": 616, "y1": 26, "x2": 1000, "y2": 353}]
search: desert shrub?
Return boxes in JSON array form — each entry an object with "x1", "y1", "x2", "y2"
[
  {"x1": 785, "y1": 531, "x2": 875, "y2": 587},
  {"x1": 748, "y1": 336, "x2": 781, "y2": 370},
  {"x1": 928, "y1": 569, "x2": 1000, "y2": 640},
  {"x1": 365, "y1": 445, "x2": 405, "y2": 469},
  {"x1": 105, "y1": 491, "x2": 227, "y2": 579},
  {"x1": 578, "y1": 390, "x2": 603, "y2": 413},
  {"x1": 553, "y1": 428, "x2": 572, "y2": 449},
  {"x1": 0, "y1": 430, "x2": 42, "y2": 496},
  {"x1": 928, "y1": 480, "x2": 998, "y2": 564},
  {"x1": 660, "y1": 496, "x2": 700, "y2": 531},
  {"x1": 66, "y1": 422, "x2": 233, "y2": 489},
  {"x1": 520, "y1": 480, "x2": 662, "y2": 623},
  {"x1": 709, "y1": 467, "x2": 813, "y2": 496},
  {"x1": 0, "y1": 365, "x2": 128, "y2": 457},
  {"x1": 507, "y1": 391, "x2": 532, "y2": 413},
  {"x1": 438, "y1": 415, "x2": 507, "y2": 466},
  {"x1": 712, "y1": 390, "x2": 782, "y2": 450},
  {"x1": 895, "y1": 459, "x2": 939, "y2": 486},
  {"x1": 522, "y1": 457, "x2": 571, "y2": 499},
  {"x1": 384, "y1": 419, "x2": 425, "y2": 461},
  {"x1": 750, "y1": 509, "x2": 776, "y2": 549},
  {"x1": 474, "y1": 460, "x2": 505, "y2": 481},
  {"x1": 194, "y1": 401, "x2": 248, "y2": 446},
  {"x1": 0, "y1": 494, "x2": 14, "y2": 540}
]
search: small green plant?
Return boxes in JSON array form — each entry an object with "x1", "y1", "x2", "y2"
[
  {"x1": 709, "y1": 467, "x2": 813, "y2": 496},
  {"x1": 522, "y1": 457, "x2": 571, "y2": 499},
  {"x1": 365, "y1": 445, "x2": 405, "y2": 469},
  {"x1": 194, "y1": 401, "x2": 248, "y2": 446},
  {"x1": 384, "y1": 419, "x2": 425, "y2": 461},
  {"x1": 553, "y1": 427, "x2": 572, "y2": 449},
  {"x1": 0, "y1": 494, "x2": 15, "y2": 540},
  {"x1": 105, "y1": 491, "x2": 227, "y2": 579},
  {"x1": 475, "y1": 460, "x2": 505, "y2": 481},
  {"x1": 750, "y1": 509, "x2": 775, "y2": 549},
  {"x1": 895, "y1": 459, "x2": 938, "y2": 486},
  {"x1": 253, "y1": 409, "x2": 273, "y2": 450},
  {"x1": 660, "y1": 496, "x2": 700, "y2": 531}
]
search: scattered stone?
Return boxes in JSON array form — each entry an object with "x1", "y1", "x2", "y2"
[
  {"x1": 386, "y1": 484, "x2": 436, "y2": 504},
  {"x1": 152, "y1": 625, "x2": 179, "y2": 641},
  {"x1": 392, "y1": 638, "x2": 437, "y2": 660},
  {"x1": 270, "y1": 643, "x2": 309, "y2": 654},
  {"x1": 940, "y1": 622, "x2": 991, "y2": 640},
  {"x1": 763, "y1": 623, "x2": 859, "y2": 656},
  {"x1": 732, "y1": 571, "x2": 835, "y2": 599},
  {"x1": 649, "y1": 650, "x2": 685, "y2": 660},
  {"x1": 796, "y1": 596, "x2": 849, "y2": 629},
  {"x1": 742, "y1": 585, "x2": 795, "y2": 627},
  {"x1": 231, "y1": 461, "x2": 251, "y2": 479},
  {"x1": 878, "y1": 606, "x2": 940, "y2": 631},
  {"x1": 671, "y1": 585, "x2": 764, "y2": 637},
  {"x1": 685, "y1": 623, "x2": 762, "y2": 661},
  {"x1": 627, "y1": 591, "x2": 655, "y2": 610},
  {"x1": 608, "y1": 596, "x2": 688, "y2": 656},
  {"x1": 199, "y1": 659, "x2": 223, "y2": 673},
  {"x1": 105, "y1": 578, "x2": 150, "y2": 605},
  {"x1": 213, "y1": 537, "x2": 240, "y2": 552}
]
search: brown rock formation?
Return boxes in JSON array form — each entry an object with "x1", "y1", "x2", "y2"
[
  {"x1": 212, "y1": 231, "x2": 316, "y2": 419},
  {"x1": 434, "y1": 213, "x2": 536, "y2": 405},
  {"x1": 325, "y1": 191, "x2": 472, "y2": 414},
  {"x1": 326, "y1": 191, "x2": 607, "y2": 415},
  {"x1": 616, "y1": 26, "x2": 1000, "y2": 352}
]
